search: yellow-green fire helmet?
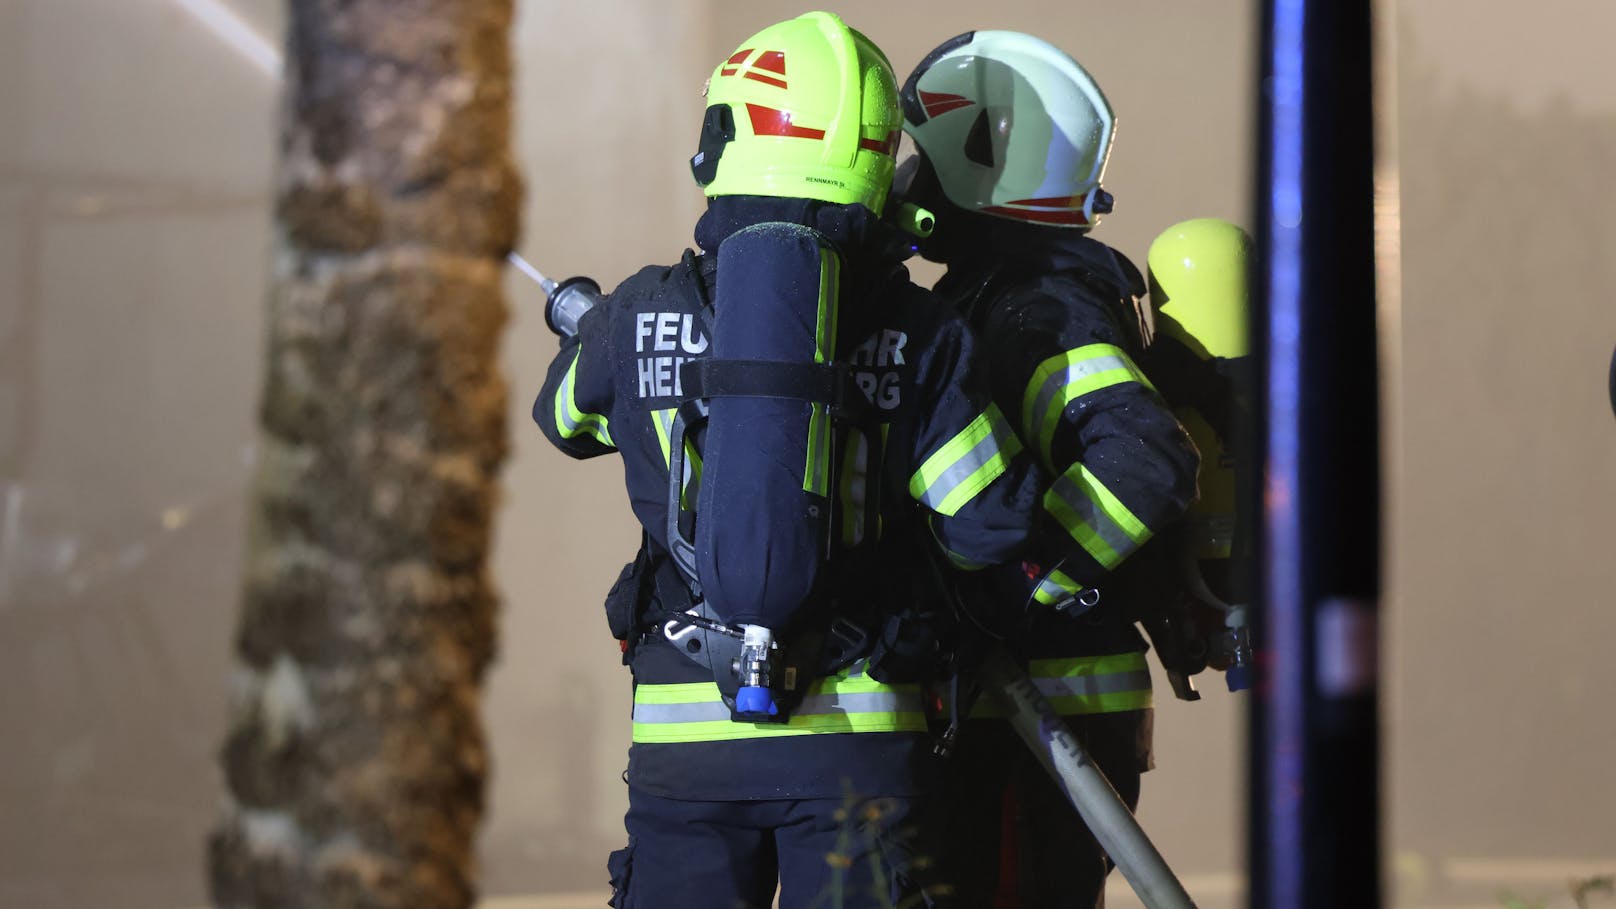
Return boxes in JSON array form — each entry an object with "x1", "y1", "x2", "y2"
[
  {"x1": 691, "y1": 11, "x2": 903, "y2": 214},
  {"x1": 1147, "y1": 218, "x2": 1254, "y2": 361},
  {"x1": 1148, "y1": 217, "x2": 1253, "y2": 561}
]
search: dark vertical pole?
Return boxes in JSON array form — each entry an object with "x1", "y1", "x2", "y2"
[
  {"x1": 1607, "y1": 346, "x2": 1616, "y2": 420},
  {"x1": 1250, "y1": 2, "x2": 1382, "y2": 908}
]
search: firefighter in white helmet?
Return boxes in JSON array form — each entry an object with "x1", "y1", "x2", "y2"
[{"x1": 897, "y1": 31, "x2": 1199, "y2": 906}]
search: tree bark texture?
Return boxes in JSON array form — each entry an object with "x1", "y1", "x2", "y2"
[{"x1": 209, "y1": 2, "x2": 520, "y2": 907}]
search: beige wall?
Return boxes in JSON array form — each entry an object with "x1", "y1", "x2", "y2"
[
  {"x1": 2, "y1": 2, "x2": 1612, "y2": 908},
  {"x1": 1387, "y1": 2, "x2": 1616, "y2": 904}
]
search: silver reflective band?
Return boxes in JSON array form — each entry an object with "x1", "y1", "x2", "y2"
[
  {"x1": 633, "y1": 700, "x2": 731, "y2": 725},
  {"x1": 1048, "y1": 473, "x2": 1141, "y2": 561},
  {"x1": 653, "y1": 408, "x2": 675, "y2": 459},
  {"x1": 1036, "y1": 572, "x2": 1081, "y2": 596},
  {"x1": 1034, "y1": 572, "x2": 1087, "y2": 607},
  {"x1": 1032, "y1": 670, "x2": 1153, "y2": 700},
  {"x1": 631, "y1": 690, "x2": 921, "y2": 726},
  {"x1": 1025, "y1": 351, "x2": 1134, "y2": 438},
  {"x1": 795, "y1": 690, "x2": 917, "y2": 715},
  {"x1": 916, "y1": 417, "x2": 1016, "y2": 512}
]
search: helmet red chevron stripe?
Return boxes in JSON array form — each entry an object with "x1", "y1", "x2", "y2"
[
  {"x1": 753, "y1": 50, "x2": 786, "y2": 75},
  {"x1": 720, "y1": 48, "x2": 752, "y2": 76},
  {"x1": 859, "y1": 129, "x2": 901, "y2": 156},
  {"x1": 919, "y1": 90, "x2": 974, "y2": 117},
  {"x1": 982, "y1": 205, "x2": 1089, "y2": 225},
  {"x1": 746, "y1": 103, "x2": 827, "y2": 140},
  {"x1": 1005, "y1": 194, "x2": 1085, "y2": 208},
  {"x1": 744, "y1": 71, "x2": 788, "y2": 89}
]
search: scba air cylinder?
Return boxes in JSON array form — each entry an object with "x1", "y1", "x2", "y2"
[{"x1": 694, "y1": 223, "x2": 840, "y2": 634}]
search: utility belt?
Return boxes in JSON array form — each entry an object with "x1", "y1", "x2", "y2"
[{"x1": 602, "y1": 534, "x2": 944, "y2": 724}]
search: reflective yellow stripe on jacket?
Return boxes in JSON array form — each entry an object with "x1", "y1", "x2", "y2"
[
  {"x1": 632, "y1": 663, "x2": 927, "y2": 743},
  {"x1": 1032, "y1": 568, "x2": 1084, "y2": 607},
  {"x1": 650, "y1": 407, "x2": 702, "y2": 507},
  {"x1": 971, "y1": 652, "x2": 1153, "y2": 718},
  {"x1": 1020, "y1": 343, "x2": 1152, "y2": 470},
  {"x1": 909, "y1": 403, "x2": 1022, "y2": 516},
  {"x1": 554, "y1": 350, "x2": 614, "y2": 447},
  {"x1": 1043, "y1": 463, "x2": 1153, "y2": 570}
]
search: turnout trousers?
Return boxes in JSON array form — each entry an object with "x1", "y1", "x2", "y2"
[
  {"x1": 610, "y1": 786, "x2": 939, "y2": 909},
  {"x1": 938, "y1": 710, "x2": 1152, "y2": 908}
]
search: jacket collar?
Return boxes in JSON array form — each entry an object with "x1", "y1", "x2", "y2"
[
  {"x1": 931, "y1": 206, "x2": 1129, "y2": 298},
  {"x1": 693, "y1": 196, "x2": 917, "y2": 279}
]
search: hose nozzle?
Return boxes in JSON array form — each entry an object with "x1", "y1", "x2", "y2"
[{"x1": 508, "y1": 252, "x2": 602, "y2": 338}]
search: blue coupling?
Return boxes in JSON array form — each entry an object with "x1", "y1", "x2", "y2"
[{"x1": 735, "y1": 686, "x2": 779, "y2": 719}]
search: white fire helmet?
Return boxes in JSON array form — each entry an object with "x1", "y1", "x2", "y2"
[{"x1": 900, "y1": 31, "x2": 1116, "y2": 229}]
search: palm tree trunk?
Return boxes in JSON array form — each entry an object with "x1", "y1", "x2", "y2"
[{"x1": 208, "y1": 2, "x2": 520, "y2": 906}]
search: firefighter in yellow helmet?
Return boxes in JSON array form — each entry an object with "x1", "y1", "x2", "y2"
[
  {"x1": 534, "y1": 12, "x2": 1043, "y2": 907},
  {"x1": 1141, "y1": 217, "x2": 1257, "y2": 687}
]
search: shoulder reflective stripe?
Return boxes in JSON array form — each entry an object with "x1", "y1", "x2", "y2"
[
  {"x1": 802, "y1": 249, "x2": 841, "y2": 495},
  {"x1": 969, "y1": 652, "x2": 1153, "y2": 717},
  {"x1": 839, "y1": 429, "x2": 869, "y2": 546},
  {"x1": 1032, "y1": 568, "x2": 1083, "y2": 606},
  {"x1": 651, "y1": 408, "x2": 675, "y2": 466},
  {"x1": 1042, "y1": 464, "x2": 1152, "y2": 570},
  {"x1": 908, "y1": 403, "x2": 1023, "y2": 516},
  {"x1": 1020, "y1": 344, "x2": 1150, "y2": 468},
  {"x1": 630, "y1": 675, "x2": 926, "y2": 743},
  {"x1": 555, "y1": 350, "x2": 615, "y2": 447}
]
